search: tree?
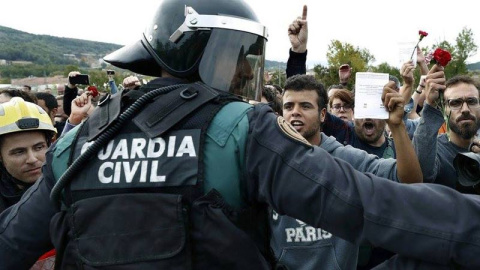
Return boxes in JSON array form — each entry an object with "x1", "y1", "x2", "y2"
[
  {"x1": 370, "y1": 63, "x2": 401, "y2": 79},
  {"x1": 447, "y1": 27, "x2": 477, "y2": 77},
  {"x1": 313, "y1": 64, "x2": 337, "y2": 87},
  {"x1": 326, "y1": 40, "x2": 375, "y2": 71},
  {"x1": 456, "y1": 28, "x2": 477, "y2": 63},
  {"x1": 427, "y1": 27, "x2": 477, "y2": 79},
  {"x1": 314, "y1": 40, "x2": 375, "y2": 89},
  {"x1": 63, "y1": 65, "x2": 80, "y2": 77},
  {"x1": 270, "y1": 69, "x2": 286, "y2": 88},
  {"x1": 88, "y1": 69, "x2": 112, "y2": 91},
  {"x1": 369, "y1": 62, "x2": 411, "y2": 86}
]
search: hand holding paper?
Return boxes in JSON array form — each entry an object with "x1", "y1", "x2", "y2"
[
  {"x1": 354, "y1": 72, "x2": 389, "y2": 119},
  {"x1": 383, "y1": 82, "x2": 406, "y2": 127}
]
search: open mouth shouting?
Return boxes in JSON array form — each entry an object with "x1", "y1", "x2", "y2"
[
  {"x1": 290, "y1": 120, "x2": 304, "y2": 132},
  {"x1": 363, "y1": 121, "x2": 376, "y2": 136}
]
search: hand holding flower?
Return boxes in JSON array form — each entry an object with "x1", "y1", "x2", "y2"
[
  {"x1": 432, "y1": 48, "x2": 452, "y2": 67},
  {"x1": 429, "y1": 47, "x2": 452, "y2": 135},
  {"x1": 424, "y1": 64, "x2": 446, "y2": 107},
  {"x1": 86, "y1": 86, "x2": 99, "y2": 98}
]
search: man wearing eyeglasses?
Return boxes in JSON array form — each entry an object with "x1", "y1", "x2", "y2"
[{"x1": 413, "y1": 69, "x2": 480, "y2": 189}]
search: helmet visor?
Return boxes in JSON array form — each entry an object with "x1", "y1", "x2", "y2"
[{"x1": 199, "y1": 29, "x2": 266, "y2": 101}]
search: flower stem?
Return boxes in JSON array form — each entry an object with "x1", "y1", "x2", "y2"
[{"x1": 410, "y1": 41, "x2": 420, "y2": 61}]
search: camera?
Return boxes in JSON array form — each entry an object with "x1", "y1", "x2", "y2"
[
  {"x1": 69, "y1": 74, "x2": 90, "y2": 85},
  {"x1": 107, "y1": 70, "x2": 115, "y2": 75},
  {"x1": 454, "y1": 152, "x2": 480, "y2": 187}
]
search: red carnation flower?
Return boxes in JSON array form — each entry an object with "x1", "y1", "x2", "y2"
[
  {"x1": 87, "y1": 86, "x2": 99, "y2": 97},
  {"x1": 432, "y1": 48, "x2": 452, "y2": 67},
  {"x1": 411, "y1": 30, "x2": 429, "y2": 60},
  {"x1": 419, "y1": 30, "x2": 428, "y2": 40}
]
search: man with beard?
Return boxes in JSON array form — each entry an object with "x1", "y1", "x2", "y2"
[
  {"x1": 319, "y1": 78, "x2": 400, "y2": 159},
  {"x1": 353, "y1": 118, "x2": 393, "y2": 158},
  {"x1": 414, "y1": 73, "x2": 480, "y2": 188},
  {"x1": 274, "y1": 74, "x2": 422, "y2": 270}
]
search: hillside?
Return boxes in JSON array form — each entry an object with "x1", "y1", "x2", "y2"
[
  {"x1": 467, "y1": 62, "x2": 480, "y2": 71},
  {"x1": 0, "y1": 25, "x2": 122, "y2": 66},
  {"x1": 265, "y1": 60, "x2": 286, "y2": 71},
  {"x1": 0, "y1": 25, "x2": 285, "y2": 73}
]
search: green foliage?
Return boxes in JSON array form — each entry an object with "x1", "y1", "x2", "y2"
[
  {"x1": 0, "y1": 25, "x2": 122, "y2": 80},
  {"x1": 63, "y1": 65, "x2": 81, "y2": 77},
  {"x1": 424, "y1": 27, "x2": 477, "y2": 79},
  {"x1": 270, "y1": 69, "x2": 287, "y2": 88},
  {"x1": 265, "y1": 60, "x2": 286, "y2": 71},
  {"x1": 315, "y1": 28, "x2": 477, "y2": 89},
  {"x1": 369, "y1": 62, "x2": 408, "y2": 85},
  {"x1": 314, "y1": 40, "x2": 376, "y2": 89},
  {"x1": 370, "y1": 62, "x2": 400, "y2": 78},
  {"x1": 313, "y1": 64, "x2": 338, "y2": 88},
  {"x1": 0, "y1": 25, "x2": 121, "y2": 65},
  {"x1": 88, "y1": 69, "x2": 108, "y2": 88},
  {"x1": 326, "y1": 40, "x2": 375, "y2": 70},
  {"x1": 85, "y1": 69, "x2": 121, "y2": 92},
  {"x1": 0, "y1": 63, "x2": 70, "y2": 78},
  {"x1": 456, "y1": 28, "x2": 477, "y2": 62},
  {"x1": 427, "y1": 40, "x2": 458, "y2": 79}
]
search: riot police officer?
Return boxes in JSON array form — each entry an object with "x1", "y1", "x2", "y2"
[{"x1": 1, "y1": 0, "x2": 480, "y2": 269}]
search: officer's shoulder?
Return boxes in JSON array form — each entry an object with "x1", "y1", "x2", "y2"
[
  {"x1": 207, "y1": 102, "x2": 252, "y2": 145},
  {"x1": 53, "y1": 124, "x2": 83, "y2": 157},
  {"x1": 213, "y1": 101, "x2": 252, "y2": 125}
]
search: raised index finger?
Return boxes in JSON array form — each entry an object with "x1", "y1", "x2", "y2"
[{"x1": 302, "y1": 5, "x2": 307, "y2": 20}]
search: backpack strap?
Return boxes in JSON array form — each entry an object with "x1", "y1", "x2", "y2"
[
  {"x1": 87, "y1": 92, "x2": 123, "y2": 141},
  {"x1": 133, "y1": 82, "x2": 219, "y2": 138}
]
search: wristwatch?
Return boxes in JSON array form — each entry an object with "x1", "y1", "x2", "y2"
[{"x1": 415, "y1": 84, "x2": 425, "y2": 94}]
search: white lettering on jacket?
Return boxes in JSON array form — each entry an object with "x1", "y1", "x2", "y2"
[
  {"x1": 80, "y1": 136, "x2": 196, "y2": 184},
  {"x1": 280, "y1": 215, "x2": 332, "y2": 243}
]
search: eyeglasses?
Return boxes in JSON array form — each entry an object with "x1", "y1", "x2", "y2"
[
  {"x1": 331, "y1": 104, "x2": 353, "y2": 111},
  {"x1": 446, "y1": 97, "x2": 480, "y2": 110}
]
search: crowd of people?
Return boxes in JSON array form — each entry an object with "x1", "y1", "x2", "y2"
[{"x1": 1, "y1": 1, "x2": 480, "y2": 269}]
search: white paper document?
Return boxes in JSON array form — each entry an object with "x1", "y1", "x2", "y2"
[
  {"x1": 354, "y1": 72, "x2": 389, "y2": 119},
  {"x1": 398, "y1": 41, "x2": 417, "y2": 68}
]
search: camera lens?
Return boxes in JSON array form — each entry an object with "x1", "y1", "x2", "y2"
[
  {"x1": 454, "y1": 152, "x2": 480, "y2": 187},
  {"x1": 463, "y1": 160, "x2": 480, "y2": 179}
]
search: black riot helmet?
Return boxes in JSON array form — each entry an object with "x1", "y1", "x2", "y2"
[{"x1": 104, "y1": 0, "x2": 268, "y2": 101}]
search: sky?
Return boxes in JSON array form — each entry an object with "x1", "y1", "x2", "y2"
[{"x1": 1, "y1": 0, "x2": 479, "y2": 69}]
